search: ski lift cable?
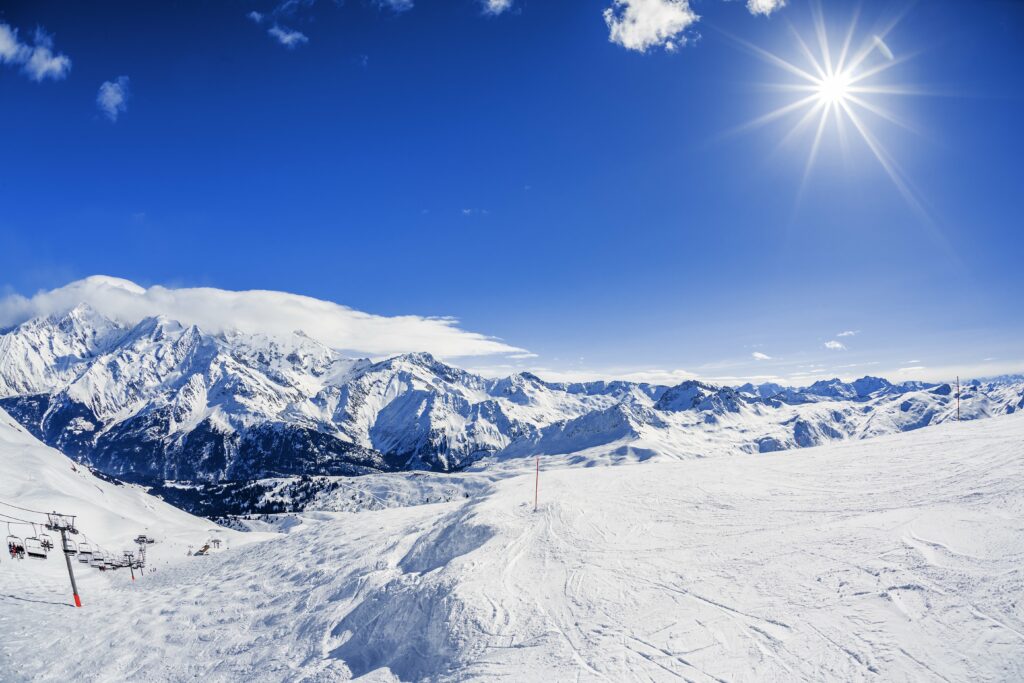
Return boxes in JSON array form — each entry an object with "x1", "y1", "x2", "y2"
[
  {"x1": 0, "y1": 510, "x2": 37, "y2": 525},
  {"x1": 0, "y1": 498, "x2": 50, "y2": 516}
]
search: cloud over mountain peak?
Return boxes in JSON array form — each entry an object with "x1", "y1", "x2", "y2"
[{"x1": 0, "y1": 276, "x2": 525, "y2": 360}]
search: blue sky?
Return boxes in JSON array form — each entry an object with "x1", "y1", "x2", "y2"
[{"x1": 1, "y1": 0, "x2": 1022, "y2": 385}]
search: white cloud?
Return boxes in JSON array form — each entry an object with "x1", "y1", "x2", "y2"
[
  {"x1": 0, "y1": 23, "x2": 71, "y2": 82},
  {"x1": 0, "y1": 276, "x2": 526, "y2": 360},
  {"x1": 0, "y1": 24, "x2": 24, "y2": 62},
  {"x1": 268, "y1": 25, "x2": 309, "y2": 48},
  {"x1": 837, "y1": 330, "x2": 858, "y2": 337},
  {"x1": 248, "y1": 11, "x2": 265, "y2": 23},
  {"x1": 751, "y1": 351, "x2": 772, "y2": 361},
  {"x1": 906, "y1": 359, "x2": 921, "y2": 364},
  {"x1": 746, "y1": 0, "x2": 785, "y2": 16},
  {"x1": 824, "y1": 340, "x2": 846, "y2": 350},
  {"x1": 482, "y1": 0, "x2": 513, "y2": 15},
  {"x1": 23, "y1": 45, "x2": 71, "y2": 81},
  {"x1": 603, "y1": 0, "x2": 698, "y2": 53},
  {"x1": 96, "y1": 76, "x2": 130, "y2": 122}
]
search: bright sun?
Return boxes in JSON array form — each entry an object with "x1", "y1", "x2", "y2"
[
  {"x1": 733, "y1": 5, "x2": 924, "y2": 211},
  {"x1": 816, "y1": 70, "x2": 852, "y2": 106}
]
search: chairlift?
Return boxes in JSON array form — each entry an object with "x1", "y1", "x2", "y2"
[
  {"x1": 24, "y1": 535, "x2": 47, "y2": 560},
  {"x1": 78, "y1": 541, "x2": 93, "y2": 563},
  {"x1": 39, "y1": 533, "x2": 54, "y2": 551},
  {"x1": 63, "y1": 537, "x2": 78, "y2": 555},
  {"x1": 7, "y1": 533, "x2": 26, "y2": 560}
]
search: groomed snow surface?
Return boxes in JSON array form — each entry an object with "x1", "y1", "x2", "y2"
[{"x1": 2, "y1": 412, "x2": 1023, "y2": 681}]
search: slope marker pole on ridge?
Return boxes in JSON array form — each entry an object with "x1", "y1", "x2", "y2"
[{"x1": 534, "y1": 455, "x2": 539, "y2": 513}]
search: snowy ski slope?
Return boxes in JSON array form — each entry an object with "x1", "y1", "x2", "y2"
[{"x1": 1, "y1": 411, "x2": 1022, "y2": 680}]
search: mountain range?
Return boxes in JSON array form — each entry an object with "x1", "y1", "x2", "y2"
[{"x1": 1, "y1": 304, "x2": 1021, "y2": 490}]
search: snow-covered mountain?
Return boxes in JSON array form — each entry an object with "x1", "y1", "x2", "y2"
[
  {"x1": 0, "y1": 306, "x2": 622, "y2": 481},
  {"x1": 1, "y1": 305, "x2": 1021, "y2": 492}
]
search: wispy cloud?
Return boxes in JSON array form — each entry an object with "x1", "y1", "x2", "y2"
[
  {"x1": 751, "y1": 351, "x2": 772, "y2": 361},
  {"x1": 603, "y1": 0, "x2": 698, "y2": 52},
  {"x1": 0, "y1": 276, "x2": 527, "y2": 360},
  {"x1": 522, "y1": 366, "x2": 700, "y2": 385},
  {"x1": 275, "y1": 0, "x2": 317, "y2": 16},
  {"x1": 248, "y1": 11, "x2": 265, "y2": 23},
  {"x1": 482, "y1": 0, "x2": 513, "y2": 15},
  {"x1": 96, "y1": 76, "x2": 130, "y2": 122},
  {"x1": 824, "y1": 340, "x2": 846, "y2": 350},
  {"x1": 0, "y1": 24, "x2": 71, "y2": 82},
  {"x1": 837, "y1": 330, "x2": 858, "y2": 337},
  {"x1": 376, "y1": 0, "x2": 415, "y2": 12},
  {"x1": 268, "y1": 25, "x2": 309, "y2": 48}
]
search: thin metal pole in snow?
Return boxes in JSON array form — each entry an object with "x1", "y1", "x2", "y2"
[
  {"x1": 534, "y1": 455, "x2": 539, "y2": 512},
  {"x1": 60, "y1": 528, "x2": 81, "y2": 607}
]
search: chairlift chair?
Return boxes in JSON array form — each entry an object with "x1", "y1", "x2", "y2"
[
  {"x1": 39, "y1": 533, "x2": 54, "y2": 551},
  {"x1": 7, "y1": 534, "x2": 26, "y2": 560},
  {"x1": 63, "y1": 538, "x2": 78, "y2": 555},
  {"x1": 24, "y1": 535, "x2": 47, "y2": 560},
  {"x1": 78, "y1": 541, "x2": 93, "y2": 563}
]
